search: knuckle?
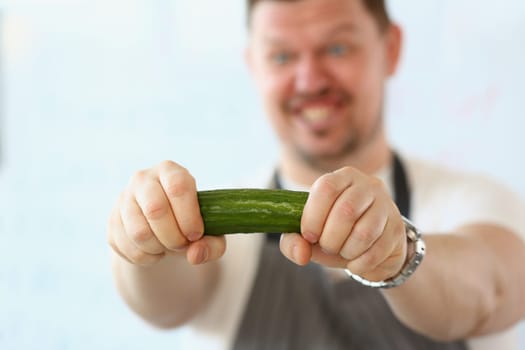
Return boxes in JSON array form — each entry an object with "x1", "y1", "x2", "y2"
[
  {"x1": 337, "y1": 166, "x2": 359, "y2": 180},
  {"x1": 142, "y1": 199, "x2": 168, "y2": 221},
  {"x1": 370, "y1": 177, "x2": 388, "y2": 194},
  {"x1": 158, "y1": 160, "x2": 187, "y2": 176},
  {"x1": 339, "y1": 166, "x2": 354, "y2": 174},
  {"x1": 315, "y1": 175, "x2": 339, "y2": 198},
  {"x1": 129, "y1": 226, "x2": 154, "y2": 244},
  {"x1": 129, "y1": 169, "x2": 151, "y2": 186},
  {"x1": 369, "y1": 176, "x2": 384, "y2": 188},
  {"x1": 158, "y1": 159, "x2": 178, "y2": 170},
  {"x1": 163, "y1": 171, "x2": 195, "y2": 199},
  {"x1": 337, "y1": 199, "x2": 358, "y2": 220},
  {"x1": 351, "y1": 227, "x2": 373, "y2": 244}
]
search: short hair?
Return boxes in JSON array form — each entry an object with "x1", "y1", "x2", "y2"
[{"x1": 247, "y1": 0, "x2": 391, "y2": 32}]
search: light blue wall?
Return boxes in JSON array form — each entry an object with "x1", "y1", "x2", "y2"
[{"x1": 0, "y1": 1, "x2": 523, "y2": 349}]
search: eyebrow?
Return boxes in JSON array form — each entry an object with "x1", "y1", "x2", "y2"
[
  {"x1": 260, "y1": 36, "x2": 288, "y2": 47},
  {"x1": 260, "y1": 21, "x2": 359, "y2": 47},
  {"x1": 324, "y1": 22, "x2": 359, "y2": 38}
]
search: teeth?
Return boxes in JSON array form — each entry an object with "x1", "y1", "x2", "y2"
[{"x1": 303, "y1": 108, "x2": 330, "y2": 122}]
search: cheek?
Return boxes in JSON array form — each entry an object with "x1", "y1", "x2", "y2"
[
  {"x1": 358, "y1": 50, "x2": 389, "y2": 96},
  {"x1": 360, "y1": 65, "x2": 385, "y2": 109},
  {"x1": 333, "y1": 59, "x2": 370, "y2": 92},
  {"x1": 258, "y1": 76, "x2": 294, "y2": 136},
  {"x1": 331, "y1": 47, "x2": 386, "y2": 92},
  {"x1": 339, "y1": 60, "x2": 385, "y2": 115},
  {"x1": 260, "y1": 74, "x2": 291, "y2": 110}
]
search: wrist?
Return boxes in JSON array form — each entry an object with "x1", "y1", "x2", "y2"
[{"x1": 344, "y1": 216, "x2": 426, "y2": 289}]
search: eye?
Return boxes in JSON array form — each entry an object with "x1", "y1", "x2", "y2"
[
  {"x1": 327, "y1": 43, "x2": 349, "y2": 57},
  {"x1": 271, "y1": 51, "x2": 293, "y2": 65}
]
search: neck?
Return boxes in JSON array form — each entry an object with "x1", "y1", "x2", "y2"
[{"x1": 279, "y1": 132, "x2": 392, "y2": 187}]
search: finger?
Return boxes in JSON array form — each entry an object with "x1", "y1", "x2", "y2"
[
  {"x1": 345, "y1": 215, "x2": 405, "y2": 281},
  {"x1": 110, "y1": 209, "x2": 165, "y2": 266},
  {"x1": 338, "y1": 199, "x2": 388, "y2": 260},
  {"x1": 158, "y1": 161, "x2": 204, "y2": 242},
  {"x1": 311, "y1": 244, "x2": 347, "y2": 268},
  {"x1": 318, "y1": 184, "x2": 375, "y2": 255},
  {"x1": 107, "y1": 192, "x2": 125, "y2": 249},
  {"x1": 120, "y1": 191, "x2": 165, "y2": 255},
  {"x1": 301, "y1": 167, "x2": 359, "y2": 244},
  {"x1": 279, "y1": 233, "x2": 312, "y2": 266},
  {"x1": 134, "y1": 175, "x2": 188, "y2": 251},
  {"x1": 186, "y1": 235, "x2": 226, "y2": 265},
  {"x1": 108, "y1": 227, "x2": 136, "y2": 265},
  {"x1": 108, "y1": 203, "x2": 125, "y2": 258}
]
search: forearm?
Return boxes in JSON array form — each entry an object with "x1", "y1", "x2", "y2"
[
  {"x1": 382, "y1": 224, "x2": 525, "y2": 341},
  {"x1": 112, "y1": 252, "x2": 220, "y2": 329}
]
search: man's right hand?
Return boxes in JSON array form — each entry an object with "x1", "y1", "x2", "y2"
[{"x1": 107, "y1": 160, "x2": 226, "y2": 266}]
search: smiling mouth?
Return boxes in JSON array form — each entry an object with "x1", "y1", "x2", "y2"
[
  {"x1": 303, "y1": 107, "x2": 331, "y2": 123},
  {"x1": 286, "y1": 90, "x2": 349, "y2": 127},
  {"x1": 295, "y1": 104, "x2": 344, "y2": 132}
]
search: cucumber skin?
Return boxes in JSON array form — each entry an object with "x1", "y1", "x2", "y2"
[{"x1": 197, "y1": 189, "x2": 308, "y2": 235}]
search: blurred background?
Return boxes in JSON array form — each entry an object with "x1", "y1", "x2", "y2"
[{"x1": 0, "y1": 0, "x2": 524, "y2": 349}]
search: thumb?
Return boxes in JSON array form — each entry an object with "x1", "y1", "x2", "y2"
[{"x1": 279, "y1": 233, "x2": 312, "y2": 266}]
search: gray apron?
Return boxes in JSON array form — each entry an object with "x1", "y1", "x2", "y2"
[{"x1": 232, "y1": 154, "x2": 467, "y2": 350}]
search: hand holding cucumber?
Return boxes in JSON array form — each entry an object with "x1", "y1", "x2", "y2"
[
  {"x1": 107, "y1": 160, "x2": 225, "y2": 266},
  {"x1": 279, "y1": 166, "x2": 407, "y2": 283},
  {"x1": 108, "y1": 161, "x2": 407, "y2": 282}
]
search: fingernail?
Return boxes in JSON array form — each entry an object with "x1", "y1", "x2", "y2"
[
  {"x1": 195, "y1": 247, "x2": 209, "y2": 264},
  {"x1": 303, "y1": 232, "x2": 318, "y2": 244},
  {"x1": 292, "y1": 245, "x2": 300, "y2": 263},
  {"x1": 188, "y1": 232, "x2": 202, "y2": 242}
]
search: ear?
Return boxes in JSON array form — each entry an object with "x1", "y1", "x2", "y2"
[{"x1": 384, "y1": 23, "x2": 403, "y2": 76}]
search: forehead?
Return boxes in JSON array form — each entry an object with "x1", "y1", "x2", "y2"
[{"x1": 250, "y1": 0, "x2": 373, "y2": 42}]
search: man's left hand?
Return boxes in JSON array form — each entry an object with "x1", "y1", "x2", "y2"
[{"x1": 280, "y1": 166, "x2": 407, "y2": 282}]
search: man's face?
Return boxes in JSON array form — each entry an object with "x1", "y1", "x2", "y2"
[{"x1": 247, "y1": 0, "x2": 400, "y2": 168}]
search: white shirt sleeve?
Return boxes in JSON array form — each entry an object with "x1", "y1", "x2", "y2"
[
  {"x1": 407, "y1": 157, "x2": 525, "y2": 350},
  {"x1": 408, "y1": 158, "x2": 525, "y2": 241}
]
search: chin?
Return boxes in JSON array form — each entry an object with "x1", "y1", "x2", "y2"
[
  {"x1": 296, "y1": 146, "x2": 353, "y2": 171},
  {"x1": 302, "y1": 138, "x2": 356, "y2": 158}
]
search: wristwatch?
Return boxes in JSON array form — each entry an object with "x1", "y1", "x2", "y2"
[{"x1": 344, "y1": 216, "x2": 426, "y2": 289}]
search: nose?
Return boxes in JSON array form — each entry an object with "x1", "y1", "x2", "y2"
[{"x1": 294, "y1": 55, "x2": 330, "y2": 95}]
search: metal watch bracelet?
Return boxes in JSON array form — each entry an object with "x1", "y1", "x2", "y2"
[{"x1": 344, "y1": 216, "x2": 426, "y2": 289}]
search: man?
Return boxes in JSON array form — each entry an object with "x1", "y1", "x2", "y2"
[{"x1": 107, "y1": 0, "x2": 525, "y2": 349}]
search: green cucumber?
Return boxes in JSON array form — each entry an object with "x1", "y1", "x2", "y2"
[{"x1": 197, "y1": 189, "x2": 308, "y2": 235}]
